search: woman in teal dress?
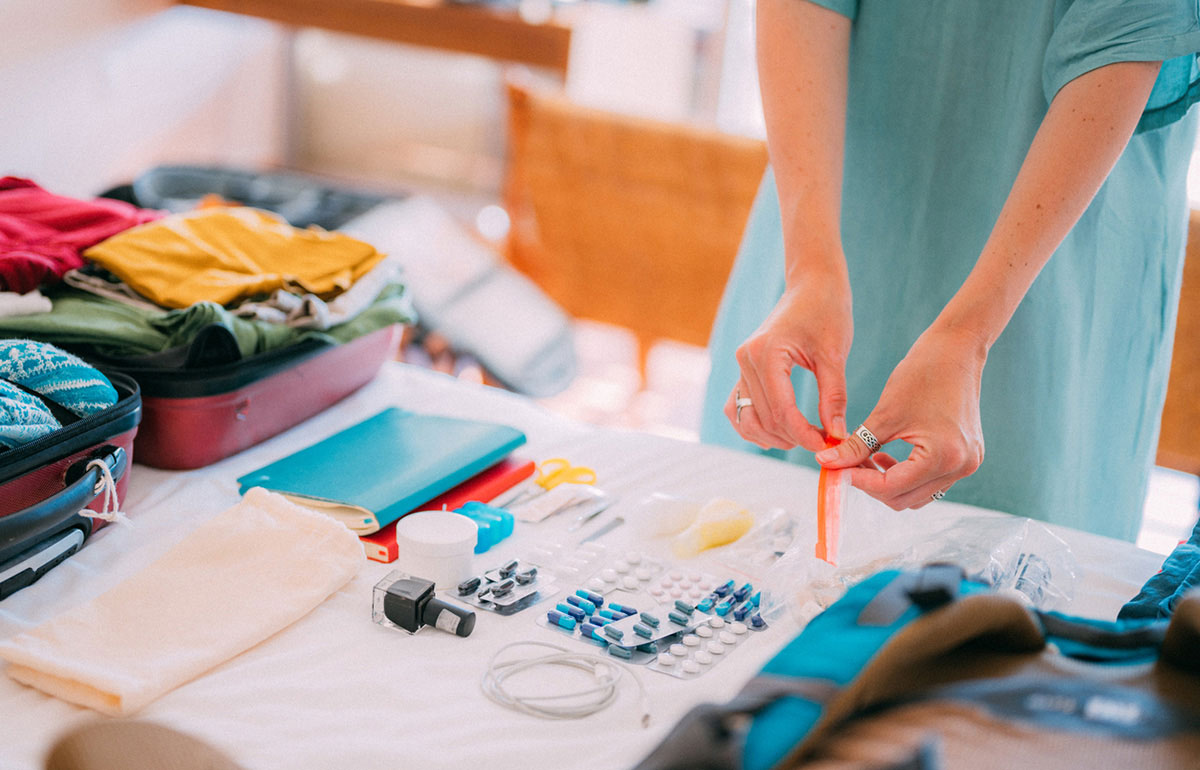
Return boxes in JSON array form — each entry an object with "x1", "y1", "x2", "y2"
[{"x1": 701, "y1": 0, "x2": 1200, "y2": 541}]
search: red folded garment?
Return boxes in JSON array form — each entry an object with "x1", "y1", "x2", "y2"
[{"x1": 0, "y1": 177, "x2": 162, "y2": 293}]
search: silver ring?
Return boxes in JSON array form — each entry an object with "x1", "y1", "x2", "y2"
[
  {"x1": 853, "y1": 424, "x2": 881, "y2": 453},
  {"x1": 931, "y1": 489, "x2": 946, "y2": 501},
  {"x1": 735, "y1": 389, "x2": 753, "y2": 424}
]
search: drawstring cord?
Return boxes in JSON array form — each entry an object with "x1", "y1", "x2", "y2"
[{"x1": 78, "y1": 459, "x2": 133, "y2": 528}]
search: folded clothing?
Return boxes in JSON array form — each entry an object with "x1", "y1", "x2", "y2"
[
  {"x1": 0, "y1": 290, "x2": 52, "y2": 318},
  {"x1": 0, "y1": 284, "x2": 414, "y2": 368},
  {"x1": 83, "y1": 206, "x2": 386, "y2": 309},
  {"x1": 0, "y1": 177, "x2": 162, "y2": 294},
  {"x1": 0, "y1": 487, "x2": 363, "y2": 716},
  {"x1": 0, "y1": 338, "x2": 119, "y2": 449}
]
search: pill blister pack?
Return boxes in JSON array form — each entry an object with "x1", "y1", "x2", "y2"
[
  {"x1": 449, "y1": 558, "x2": 556, "y2": 616},
  {"x1": 521, "y1": 540, "x2": 610, "y2": 584},
  {"x1": 654, "y1": 572, "x2": 770, "y2": 630},
  {"x1": 580, "y1": 550, "x2": 667, "y2": 595},
  {"x1": 647, "y1": 614, "x2": 754, "y2": 679},
  {"x1": 536, "y1": 590, "x2": 719, "y2": 664}
]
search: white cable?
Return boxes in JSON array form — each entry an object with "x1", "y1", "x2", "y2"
[{"x1": 481, "y1": 640, "x2": 651, "y2": 726}]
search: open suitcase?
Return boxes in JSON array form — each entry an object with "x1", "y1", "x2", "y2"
[
  {"x1": 0, "y1": 373, "x2": 141, "y2": 599},
  {"x1": 127, "y1": 324, "x2": 402, "y2": 470}
]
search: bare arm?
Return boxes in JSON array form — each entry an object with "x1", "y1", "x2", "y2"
[
  {"x1": 728, "y1": 0, "x2": 854, "y2": 449},
  {"x1": 822, "y1": 60, "x2": 1164, "y2": 509}
]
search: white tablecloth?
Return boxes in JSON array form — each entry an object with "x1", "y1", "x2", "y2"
[{"x1": 0, "y1": 363, "x2": 1166, "y2": 769}]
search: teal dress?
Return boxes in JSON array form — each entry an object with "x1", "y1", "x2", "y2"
[{"x1": 702, "y1": 0, "x2": 1200, "y2": 541}]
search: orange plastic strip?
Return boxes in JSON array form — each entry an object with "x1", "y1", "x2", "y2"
[{"x1": 815, "y1": 438, "x2": 844, "y2": 565}]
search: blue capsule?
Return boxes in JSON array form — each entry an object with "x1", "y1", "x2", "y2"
[
  {"x1": 588, "y1": 615, "x2": 610, "y2": 626},
  {"x1": 547, "y1": 611, "x2": 576, "y2": 631},
  {"x1": 673, "y1": 599, "x2": 695, "y2": 615},
  {"x1": 603, "y1": 625, "x2": 624, "y2": 641},
  {"x1": 556, "y1": 603, "x2": 586, "y2": 622},
  {"x1": 637, "y1": 643, "x2": 658, "y2": 654},
  {"x1": 575, "y1": 589, "x2": 604, "y2": 607},
  {"x1": 580, "y1": 623, "x2": 605, "y2": 642},
  {"x1": 566, "y1": 595, "x2": 597, "y2": 615},
  {"x1": 733, "y1": 583, "x2": 754, "y2": 602},
  {"x1": 633, "y1": 623, "x2": 654, "y2": 639},
  {"x1": 608, "y1": 644, "x2": 633, "y2": 659},
  {"x1": 609, "y1": 603, "x2": 638, "y2": 616},
  {"x1": 733, "y1": 603, "x2": 751, "y2": 622},
  {"x1": 714, "y1": 580, "x2": 736, "y2": 597},
  {"x1": 715, "y1": 598, "x2": 734, "y2": 616},
  {"x1": 668, "y1": 610, "x2": 690, "y2": 625},
  {"x1": 749, "y1": 591, "x2": 761, "y2": 608},
  {"x1": 750, "y1": 612, "x2": 766, "y2": 629},
  {"x1": 598, "y1": 608, "x2": 621, "y2": 621},
  {"x1": 640, "y1": 612, "x2": 661, "y2": 628},
  {"x1": 696, "y1": 597, "x2": 715, "y2": 613}
]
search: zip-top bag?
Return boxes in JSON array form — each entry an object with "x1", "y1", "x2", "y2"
[{"x1": 634, "y1": 564, "x2": 1200, "y2": 770}]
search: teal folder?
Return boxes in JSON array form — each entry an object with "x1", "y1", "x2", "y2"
[{"x1": 236, "y1": 408, "x2": 526, "y2": 534}]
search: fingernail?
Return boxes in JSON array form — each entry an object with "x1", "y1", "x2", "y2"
[
  {"x1": 815, "y1": 449, "x2": 836, "y2": 463},
  {"x1": 833, "y1": 416, "x2": 846, "y2": 439}
]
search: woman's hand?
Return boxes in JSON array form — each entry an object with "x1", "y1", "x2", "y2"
[
  {"x1": 815, "y1": 325, "x2": 987, "y2": 509},
  {"x1": 725, "y1": 267, "x2": 853, "y2": 452}
]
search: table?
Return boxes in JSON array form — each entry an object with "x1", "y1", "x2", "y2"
[{"x1": 0, "y1": 362, "x2": 1165, "y2": 769}]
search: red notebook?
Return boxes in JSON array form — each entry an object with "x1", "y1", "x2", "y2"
[{"x1": 359, "y1": 456, "x2": 535, "y2": 563}]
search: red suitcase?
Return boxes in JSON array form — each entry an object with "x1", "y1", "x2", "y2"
[
  {"x1": 0, "y1": 372, "x2": 141, "y2": 599},
  {"x1": 124, "y1": 324, "x2": 401, "y2": 470}
]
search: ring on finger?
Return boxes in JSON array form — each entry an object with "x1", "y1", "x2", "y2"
[
  {"x1": 930, "y1": 489, "x2": 946, "y2": 501},
  {"x1": 853, "y1": 424, "x2": 882, "y2": 454},
  {"x1": 735, "y1": 388, "x2": 753, "y2": 424}
]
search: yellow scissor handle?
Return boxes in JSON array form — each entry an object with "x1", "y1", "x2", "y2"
[{"x1": 535, "y1": 457, "x2": 597, "y2": 490}]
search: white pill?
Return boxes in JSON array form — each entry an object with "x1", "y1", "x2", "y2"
[
  {"x1": 622, "y1": 576, "x2": 639, "y2": 589},
  {"x1": 670, "y1": 644, "x2": 688, "y2": 657},
  {"x1": 688, "y1": 572, "x2": 702, "y2": 582},
  {"x1": 601, "y1": 569, "x2": 618, "y2": 582},
  {"x1": 625, "y1": 551, "x2": 643, "y2": 564},
  {"x1": 707, "y1": 641, "x2": 726, "y2": 655},
  {"x1": 650, "y1": 587, "x2": 667, "y2": 599},
  {"x1": 698, "y1": 579, "x2": 714, "y2": 591},
  {"x1": 682, "y1": 660, "x2": 701, "y2": 674},
  {"x1": 682, "y1": 634, "x2": 700, "y2": 647},
  {"x1": 689, "y1": 588, "x2": 703, "y2": 599},
  {"x1": 669, "y1": 570, "x2": 684, "y2": 581},
  {"x1": 694, "y1": 651, "x2": 714, "y2": 665},
  {"x1": 709, "y1": 617, "x2": 726, "y2": 629},
  {"x1": 656, "y1": 653, "x2": 675, "y2": 667},
  {"x1": 730, "y1": 622, "x2": 749, "y2": 635},
  {"x1": 588, "y1": 577, "x2": 606, "y2": 590},
  {"x1": 695, "y1": 625, "x2": 713, "y2": 638},
  {"x1": 679, "y1": 580, "x2": 692, "y2": 590},
  {"x1": 635, "y1": 568, "x2": 654, "y2": 581},
  {"x1": 613, "y1": 560, "x2": 630, "y2": 573},
  {"x1": 719, "y1": 631, "x2": 738, "y2": 645},
  {"x1": 669, "y1": 587, "x2": 683, "y2": 598}
]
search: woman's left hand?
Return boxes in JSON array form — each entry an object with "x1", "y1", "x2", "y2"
[{"x1": 814, "y1": 325, "x2": 987, "y2": 509}]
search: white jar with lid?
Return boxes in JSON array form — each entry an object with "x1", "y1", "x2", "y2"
[{"x1": 393, "y1": 511, "x2": 478, "y2": 589}]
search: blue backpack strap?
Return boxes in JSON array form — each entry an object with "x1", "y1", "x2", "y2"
[
  {"x1": 1036, "y1": 610, "x2": 1166, "y2": 663},
  {"x1": 741, "y1": 565, "x2": 991, "y2": 770}
]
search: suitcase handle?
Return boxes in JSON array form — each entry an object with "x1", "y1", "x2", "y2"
[{"x1": 0, "y1": 445, "x2": 127, "y2": 566}]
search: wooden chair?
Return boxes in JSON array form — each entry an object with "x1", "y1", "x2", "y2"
[
  {"x1": 502, "y1": 82, "x2": 768, "y2": 377},
  {"x1": 1157, "y1": 209, "x2": 1200, "y2": 476}
]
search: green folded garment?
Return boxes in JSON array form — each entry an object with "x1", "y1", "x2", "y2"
[{"x1": 0, "y1": 285, "x2": 414, "y2": 362}]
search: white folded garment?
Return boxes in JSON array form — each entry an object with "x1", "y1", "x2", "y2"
[
  {"x1": 0, "y1": 488, "x2": 362, "y2": 716},
  {"x1": 0, "y1": 290, "x2": 53, "y2": 317}
]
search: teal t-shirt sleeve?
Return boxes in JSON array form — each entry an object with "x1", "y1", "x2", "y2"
[
  {"x1": 1044, "y1": 0, "x2": 1200, "y2": 131},
  {"x1": 800, "y1": 0, "x2": 858, "y2": 21}
]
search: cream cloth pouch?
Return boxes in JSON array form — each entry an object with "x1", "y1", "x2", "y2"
[{"x1": 0, "y1": 487, "x2": 362, "y2": 715}]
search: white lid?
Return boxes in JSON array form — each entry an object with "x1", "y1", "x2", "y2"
[{"x1": 394, "y1": 511, "x2": 478, "y2": 557}]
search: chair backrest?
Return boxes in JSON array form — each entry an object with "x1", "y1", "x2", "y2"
[
  {"x1": 1157, "y1": 209, "x2": 1200, "y2": 475},
  {"x1": 502, "y1": 82, "x2": 768, "y2": 370}
]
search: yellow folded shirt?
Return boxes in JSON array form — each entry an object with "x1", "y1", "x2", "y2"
[{"x1": 83, "y1": 207, "x2": 386, "y2": 309}]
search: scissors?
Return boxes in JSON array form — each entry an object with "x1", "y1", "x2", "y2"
[{"x1": 497, "y1": 458, "x2": 597, "y2": 508}]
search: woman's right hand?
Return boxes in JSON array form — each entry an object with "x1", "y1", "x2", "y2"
[{"x1": 724, "y1": 266, "x2": 853, "y2": 452}]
